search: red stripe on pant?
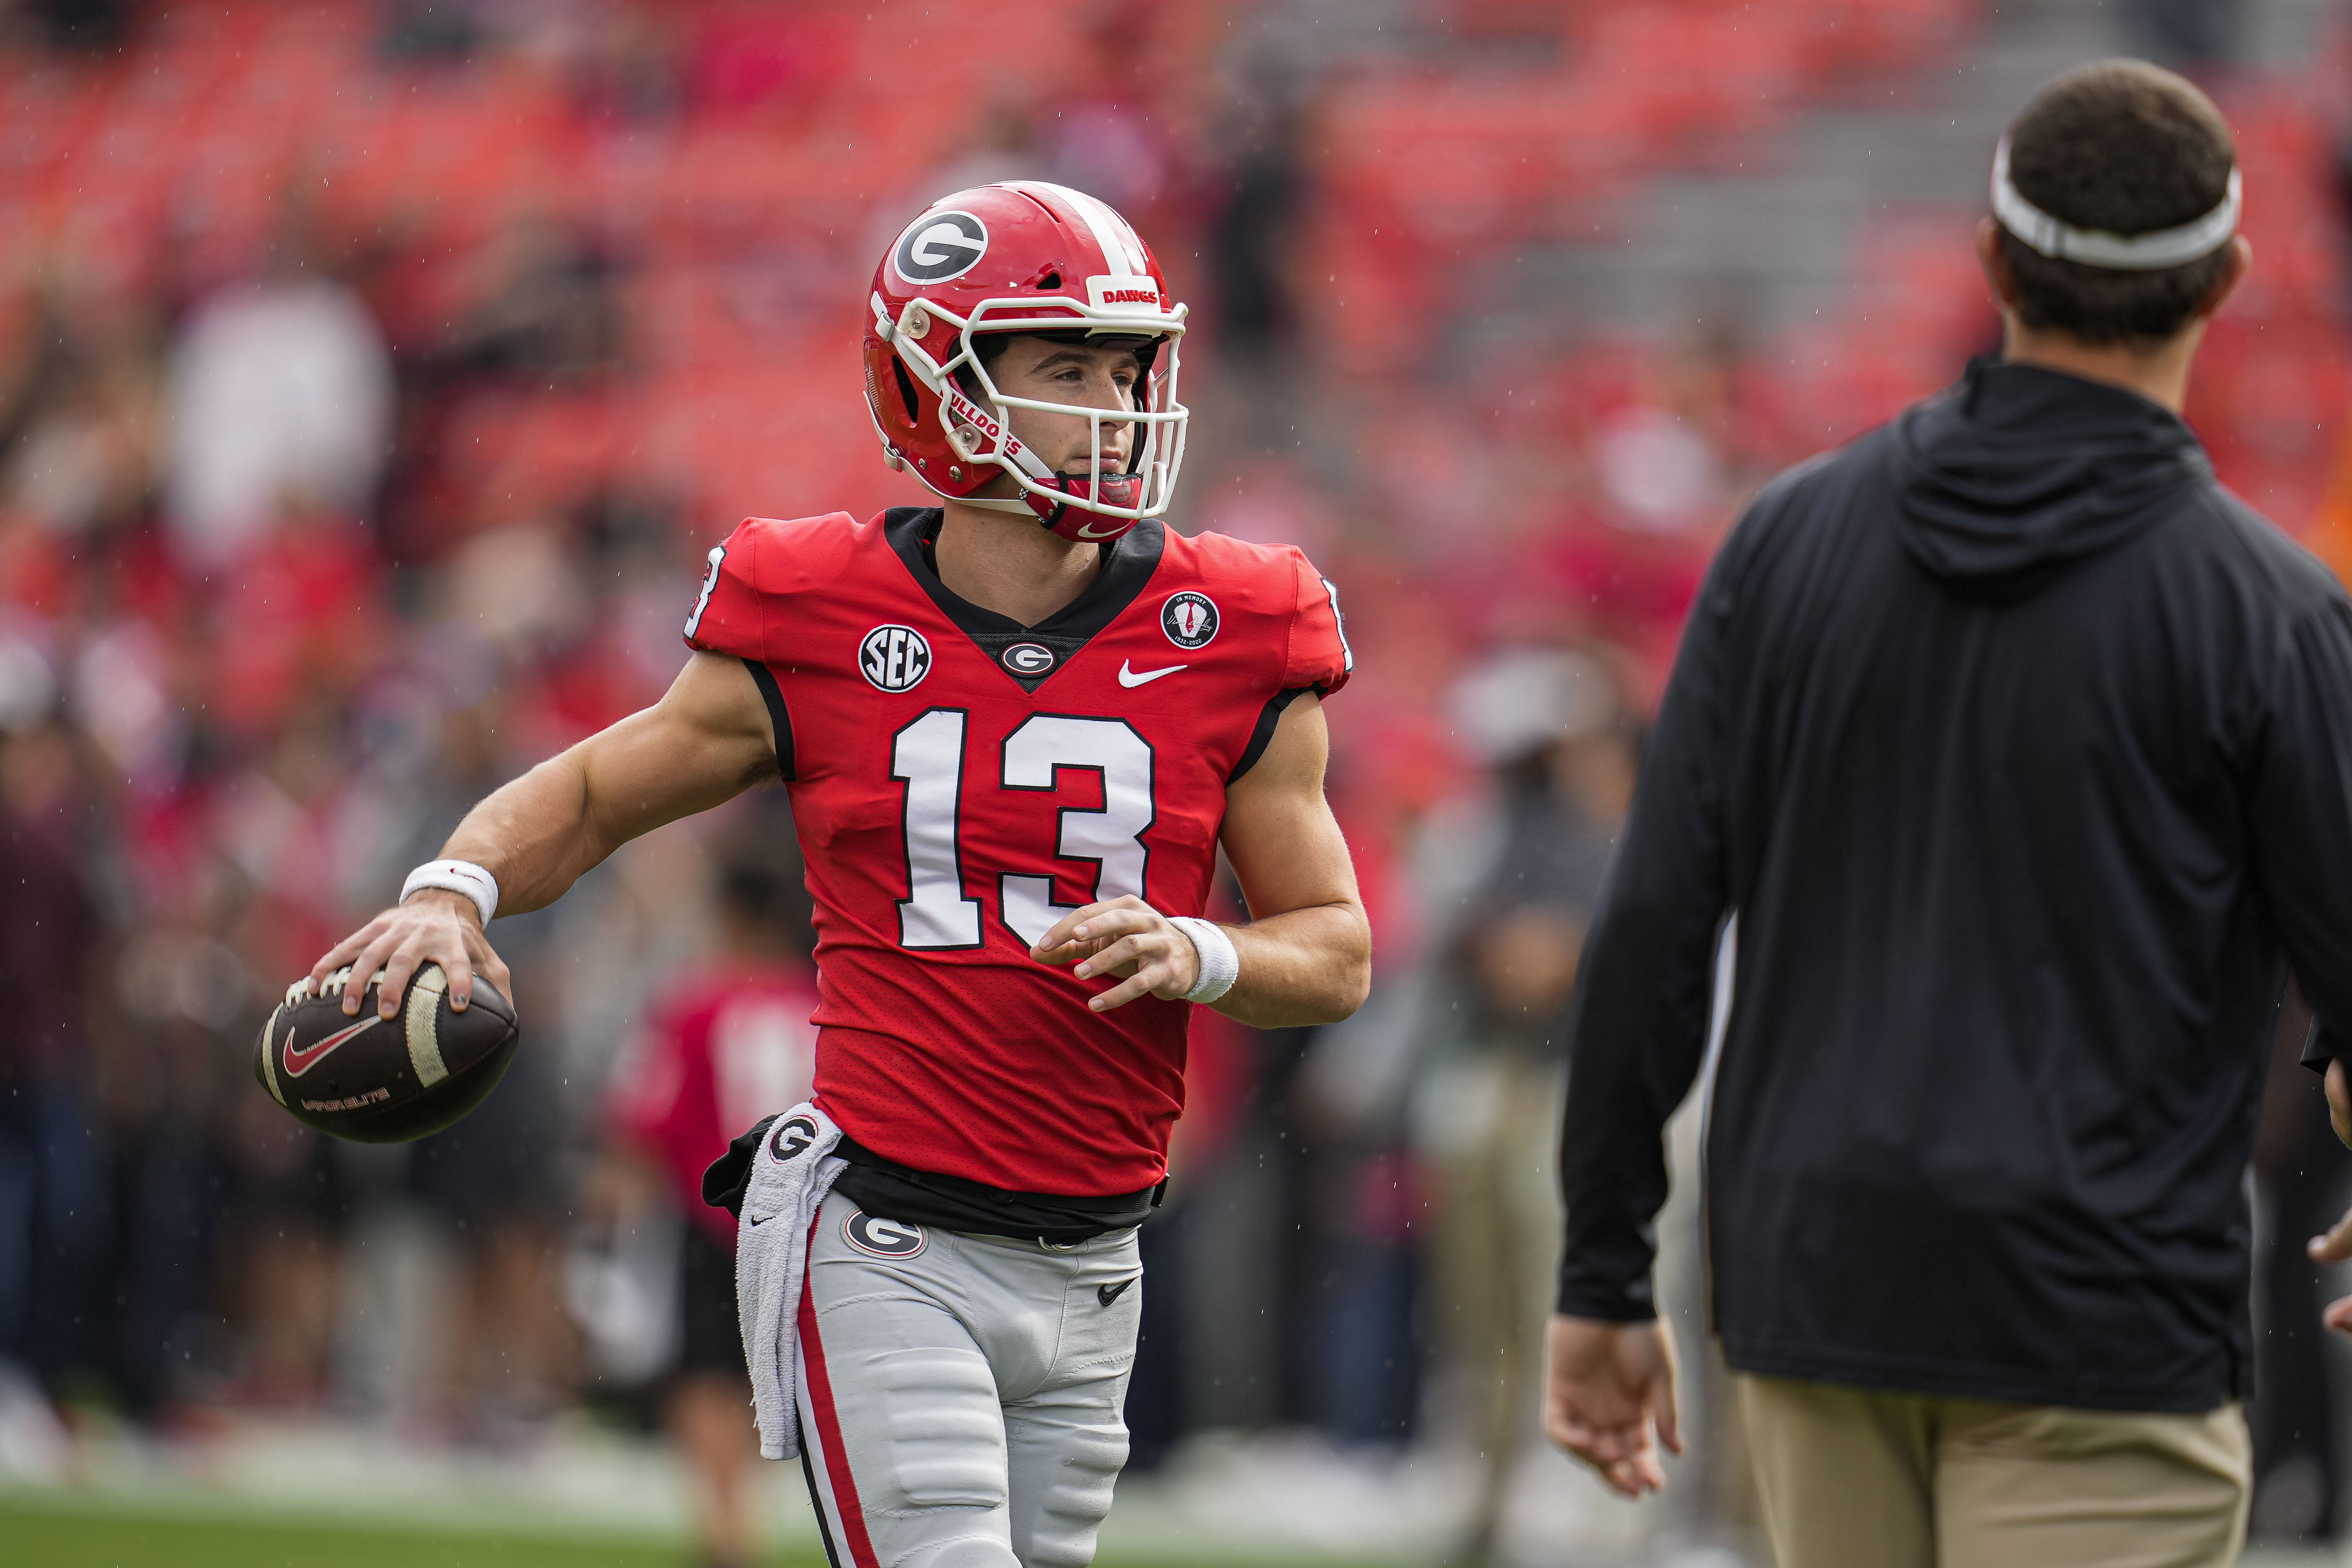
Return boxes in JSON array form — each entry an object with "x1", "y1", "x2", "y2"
[{"x1": 799, "y1": 1256, "x2": 883, "y2": 1568}]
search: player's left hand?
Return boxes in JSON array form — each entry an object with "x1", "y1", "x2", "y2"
[{"x1": 1030, "y1": 895, "x2": 1201, "y2": 1012}]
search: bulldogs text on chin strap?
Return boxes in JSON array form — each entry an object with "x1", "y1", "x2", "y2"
[
  {"x1": 958, "y1": 470, "x2": 1146, "y2": 542},
  {"x1": 1991, "y1": 137, "x2": 2241, "y2": 271}
]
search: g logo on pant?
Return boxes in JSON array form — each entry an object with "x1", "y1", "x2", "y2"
[{"x1": 844, "y1": 1210, "x2": 928, "y2": 1259}]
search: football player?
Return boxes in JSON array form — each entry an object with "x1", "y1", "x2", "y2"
[{"x1": 307, "y1": 181, "x2": 1370, "y2": 1568}]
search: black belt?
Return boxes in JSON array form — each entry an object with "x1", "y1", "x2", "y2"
[
  {"x1": 701, "y1": 1116, "x2": 1165, "y2": 1245},
  {"x1": 832, "y1": 1135, "x2": 1163, "y2": 1245}
]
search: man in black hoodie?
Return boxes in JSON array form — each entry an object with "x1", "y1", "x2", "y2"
[{"x1": 1545, "y1": 59, "x2": 2352, "y2": 1568}]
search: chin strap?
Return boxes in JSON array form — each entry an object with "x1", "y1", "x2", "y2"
[
  {"x1": 954, "y1": 469, "x2": 1145, "y2": 540},
  {"x1": 942, "y1": 382, "x2": 1146, "y2": 536}
]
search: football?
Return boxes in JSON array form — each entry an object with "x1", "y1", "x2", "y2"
[{"x1": 254, "y1": 963, "x2": 519, "y2": 1144}]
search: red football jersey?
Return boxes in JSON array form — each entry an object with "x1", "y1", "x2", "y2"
[
  {"x1": 683, "y1": 508, "x2": 1351, "y2": 1194},
  {"x1": 606, "y1": 963, "x2": 821, "y2": 1248}
]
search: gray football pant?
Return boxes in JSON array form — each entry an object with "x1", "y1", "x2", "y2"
[{"x1": 793, "y1": 1190, "x2": 1142, "y2": 1568}]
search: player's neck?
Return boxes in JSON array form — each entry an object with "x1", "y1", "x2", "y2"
[
  {"x1": 2000, "y1": 317, "x2": 2204, "y2": 415},
  {"x1": 934, "y1": 501, "x2": 1102, "y2": 628}
]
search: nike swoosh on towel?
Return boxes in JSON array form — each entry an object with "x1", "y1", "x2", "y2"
[{"x1": 1117, "y1": 661, "x2": 1184, "y2": 688}]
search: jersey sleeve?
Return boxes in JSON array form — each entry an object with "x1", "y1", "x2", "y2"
[
  {"x1": 681, "y1": 518, "x2": 771, "y2": 661},
  {"x1": 1284, "y1": 550, "x2": 1354, "y2": 696}
]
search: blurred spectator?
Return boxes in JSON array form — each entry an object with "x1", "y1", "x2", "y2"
[
  {"x1": 449, "y1": 217, "x2": 626, "y2": 383},
  {"x1": 1207, "y1": 101, "x2": 1303, "y2": 369},
  {"x1": 922, "y1": 100, "x2": 1053, "y2": 203},
  {"x1": 1419, "y1": 648, "x2": 1637, "y2": 1564},
  {"x1": 3, "y1": 334, "x2": 158, "y2": 542},
  {"x1": 1592, "y1": 403, "x2": 1725, "y2": 536},
  {"x1": 19, "y1": 0, "x2": 129, "y2": 52},
  {"x1": 2127, "y1": 0, "x2": 2244, "y2": 66},
  {"x1": 0, "y1": 720, "x2": 103, "y2": 1395},
  {"x1": 596, "y1": 854, "x2": 818, "y2": 1568},
  {"x1": 164, "y1": 244, "x2": 393, "y2": 566}
]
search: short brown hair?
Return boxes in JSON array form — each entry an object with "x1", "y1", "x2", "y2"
[{"x1": 1997, "y1": 59, "x2": 2237, "y2": 346}]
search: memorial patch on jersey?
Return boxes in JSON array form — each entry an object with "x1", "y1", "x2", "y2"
[
  {"x1": 1161, "y1": 591, "x2": 1218, "y2": 649},
  {"x1": 843, "y1": 1210, "x2": 928, "y2": 1259},
  {"x1": 861, "y1": 624, "x2": 934, "y2": 691}
]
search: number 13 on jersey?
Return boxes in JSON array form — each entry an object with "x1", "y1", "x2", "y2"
[{"x1": 890, "y1": 709, "x2": 1156, "y2": 952}]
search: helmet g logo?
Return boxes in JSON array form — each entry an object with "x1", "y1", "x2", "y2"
[{"x1": 892, "y1": 211, "x2": 989, "y2": 286}]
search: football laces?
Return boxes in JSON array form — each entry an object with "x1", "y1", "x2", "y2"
[{"x1": 286, "y1": 967, "x2": 389, "y2": 1008}]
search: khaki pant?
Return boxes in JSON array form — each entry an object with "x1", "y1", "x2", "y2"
[{"x1": 1738, "y1": 1374, "x2": 2251, "y2": 1568}]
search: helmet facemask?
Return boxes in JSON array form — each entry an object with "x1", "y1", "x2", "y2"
[{"x1": 874, "y1": 291, "x2": 1188, "y2": 543}]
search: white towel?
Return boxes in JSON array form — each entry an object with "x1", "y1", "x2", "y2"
[{"x1": 735, "y1": 1100, "x2": 847, "y2": 1460}]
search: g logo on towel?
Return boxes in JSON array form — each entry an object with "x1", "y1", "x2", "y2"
[
  {"x1": 769, "y1": 1115, "x2": 819, "y2": 1163},
  {"x1": 843, "y1": 1210, "x2": 928, "y2": 1259}
]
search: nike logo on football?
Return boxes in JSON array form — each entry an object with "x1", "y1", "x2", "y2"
[
  {"x1": 1098, "y1": 1277, "x2": 1137, "y2": 1308},
  {"x1": 1118, "y1": 660, "x2": 1185, "y2": 688},
  {"x1": 283, "y1": 1016, "x2": 377, "y2": 1077}
]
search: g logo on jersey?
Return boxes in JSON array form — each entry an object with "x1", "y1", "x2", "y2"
[
  {"x1": 768, "y1": 1114, "x2": 818, "y2": 1163},
  {"x1": 843, "y1": 1210, "x2": 928, "y2": 1259},
  {"x1": 890, "y1": 210, "x2": 989, "y2": 286},
  {"x1": 1161, "y1": 592, "x2": 1219, "y2": 650},
  {"x1": 861, "y1": 625, "x2": 934, "y2": 691},
  {"x1": 1003, "y1": 643, "x2": 1055, "y2": 676}
]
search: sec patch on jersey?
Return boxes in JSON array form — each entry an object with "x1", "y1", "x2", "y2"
[{"x1": 254, "y1": 963, "x2": 519, "y2": 1143}]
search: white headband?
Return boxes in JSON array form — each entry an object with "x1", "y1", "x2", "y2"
[{"x1": 1991, "y1": 137, "x2": 2241, "y2": 271}]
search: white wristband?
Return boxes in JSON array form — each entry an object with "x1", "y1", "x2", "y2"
[
  {"x1": 401, "y1": 859, "x2": 499, "y2": 929},
  {"x1": 1169, "y1": 916, "x2": 1239, "y2": 1005}
]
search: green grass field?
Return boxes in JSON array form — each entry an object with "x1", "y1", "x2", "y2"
[
  {"x1": 2, "y1": 1503, "x2": 718, "y2": 1568},
  {"x1": 0, "y1": 1496, "x2": 1334, "y2": 1568}
]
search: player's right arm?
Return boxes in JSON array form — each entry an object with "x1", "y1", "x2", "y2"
[{"x1": 308, "y1": 651, "x2": 779, "y2": 1019}]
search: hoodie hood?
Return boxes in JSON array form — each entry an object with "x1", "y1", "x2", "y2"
[{"x1": 1892, "y1": 358, "x2": 2212, "y2": 601}]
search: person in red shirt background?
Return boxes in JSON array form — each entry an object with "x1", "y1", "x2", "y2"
[{"x1": 602, "y1": 854, "x2": 818, "y2": 1568}]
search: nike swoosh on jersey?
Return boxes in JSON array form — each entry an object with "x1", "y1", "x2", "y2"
[
  {"x1": 1098, "y1": 1277, "x2": 1138, "y2": 1308},
  {"x1": 283, "y1": 1016, "x2": 379, "y2": 1077},
  {"x1": 1117, "y1": 660, "x2": 1185, "y2": 688}
]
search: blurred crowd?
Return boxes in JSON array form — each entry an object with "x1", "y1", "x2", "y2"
[{"x1": 2, "y1": 0, "x2": 2352, "y2": 1560}]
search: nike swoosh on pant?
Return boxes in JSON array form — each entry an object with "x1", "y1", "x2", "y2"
[
  {"x1": 1117, "y1": 661, "x2": 1184, "y2": 688},
  {"x1": 1098, "y1": 1277, "x2": 1137, "y2": 1308}
]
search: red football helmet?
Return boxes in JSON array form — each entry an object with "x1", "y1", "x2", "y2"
[{"x1": 862, "y1": 182, "x2": 1188, "y2": 542}]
